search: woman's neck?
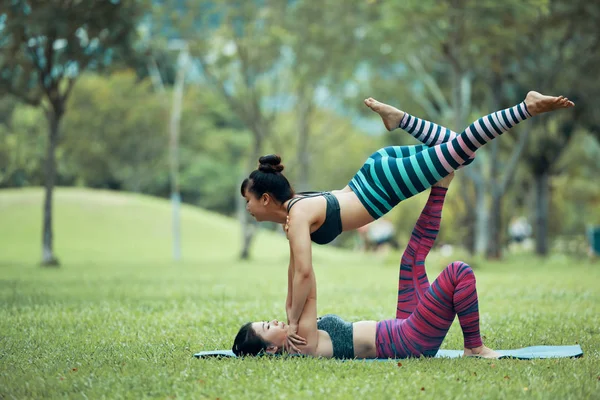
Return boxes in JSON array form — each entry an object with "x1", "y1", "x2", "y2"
[{"x1": 269, "y1": 201, "x2": 289, "y2": 224}]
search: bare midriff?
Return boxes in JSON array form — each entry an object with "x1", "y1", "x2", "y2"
[
  {"x1": 334, "y1": 190, "x2": 375, "y2": 231},
  {"x1": 352, "y1": 321, "x2": 378, "y2": 359}
]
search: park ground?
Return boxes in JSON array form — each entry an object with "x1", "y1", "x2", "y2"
[{"x1": 1, "y1": 188, "x2": 599, "y2": 399}]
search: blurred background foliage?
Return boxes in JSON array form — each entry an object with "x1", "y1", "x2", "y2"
[{"x1": 1, "y1": 0, "x2": 599, "y2": 261}]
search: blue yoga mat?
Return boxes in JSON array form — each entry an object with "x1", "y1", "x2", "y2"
[{"x1": 194, "y1": 345, "x2": 582, "y2": 360}]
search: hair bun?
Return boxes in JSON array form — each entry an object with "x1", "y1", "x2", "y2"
[{"x1": 258, "y1": 154, "x2": 284, "y2": 173}]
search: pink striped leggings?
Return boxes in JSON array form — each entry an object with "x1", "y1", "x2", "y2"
[{"x1": 375, "y1": 261, "x2": 483, "y2": 358}]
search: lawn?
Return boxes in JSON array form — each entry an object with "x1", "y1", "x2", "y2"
[{"x1": 1, "y1": 188, "x2": 599, "y2": 399}]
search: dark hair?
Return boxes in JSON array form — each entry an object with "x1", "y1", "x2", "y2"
[
  {"x1": 240, "y1": 155, "x2": 294, "y2": 203},
  {"x1": 232, "y1": 322, "x2": 270, "y2": 356}
]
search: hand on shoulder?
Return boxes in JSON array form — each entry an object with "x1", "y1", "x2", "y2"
[{"x1": 283, "y1": 216, "x2": 290, "y2": 239}]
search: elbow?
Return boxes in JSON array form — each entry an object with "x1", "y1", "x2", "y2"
[{"x1": 295, "y1": 267, "x2": 312, "y2": 281}]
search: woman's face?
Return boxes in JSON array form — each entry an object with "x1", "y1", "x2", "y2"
[
  {"x1": 243, "y1": 190, "x2": 270, "y2": 222},
  {"x1": 251, "y1": 319, "x2": 287, "y2": 353}
]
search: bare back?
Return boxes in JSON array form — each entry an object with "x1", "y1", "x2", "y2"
[{"x1": 288, "y1": 188, "x2": 374, "y2": 235}]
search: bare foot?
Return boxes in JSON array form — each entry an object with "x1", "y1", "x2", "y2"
[
  {"x1": 464, "y1": 345, "x2": 501, "y2": 359},
  {"x1": 364, "y1": 97, "x2": 405, "y2": 131},
  {"x1": 524, "y1": 91, "x2": 575, "y2": 117}
]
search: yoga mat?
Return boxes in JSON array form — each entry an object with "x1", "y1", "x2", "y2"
[{"x1": 194, "y1": 345, "x2": 583, "y2": 360}]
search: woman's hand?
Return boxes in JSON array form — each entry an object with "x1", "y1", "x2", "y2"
[
  {"x1": 283, "y1": 216, "x2": 290, "y2": 239},
  {"x1": 434, "y1": 172, "x2": 455, "y2": 188},
  {"x1": 284, "y1": 323, "x2": 306, "y2": 354}
]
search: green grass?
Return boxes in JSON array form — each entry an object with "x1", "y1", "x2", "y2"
[{"x1": 1, "y1": 188, "x2": 599, "y2": 399}]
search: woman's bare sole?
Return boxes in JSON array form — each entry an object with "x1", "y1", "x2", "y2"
[
  {"x1": 524, "y1": 91, "x2": 575, "y2": 116},
  {"x1": 364, "y1": 98, "x2": 405, "y2": 131},
  {"x1": 463, "y1": 345, "x2": 501, "y2": 359},
  {"x1": 364, "y1": 91, "x2": 575, "y2": 132}
]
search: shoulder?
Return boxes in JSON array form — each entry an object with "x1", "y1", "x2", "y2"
[{"x1": 287, "y1": 195, "x2": 325, "y2": 217}]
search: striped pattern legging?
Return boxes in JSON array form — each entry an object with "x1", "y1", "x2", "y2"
[
  {"x1": 375, "y1": 187, "x2": 482, "y2": 358},
  {"x1": 349, "y1": 102, "x2": 531, "y2": 219}
]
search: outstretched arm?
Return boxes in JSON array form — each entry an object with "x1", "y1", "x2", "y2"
[
  {"x1": 286, "y1": 241, "x2": 294, "y2": 320},
  {"x1": 285, "y1": 212, "x2": 314, "y2": 352}
]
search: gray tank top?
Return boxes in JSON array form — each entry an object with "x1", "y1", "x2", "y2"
[
  {"x1": 317, "y1": 314, "x2": 354, "y2": 359},
  {"x1": 286, "y1": 192, "x2": 343, "y2": 245}
]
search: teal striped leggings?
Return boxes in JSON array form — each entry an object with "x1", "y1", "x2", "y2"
[{"x1": 348, "y1": 102, "x2": 531, "y2": 219}]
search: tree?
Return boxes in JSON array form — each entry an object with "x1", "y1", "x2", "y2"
[
  {"x1": 61, "y1": 72, "x2": 168, "y2": 192},
  {"x1": 515, "y1": 0, "x2": 600, "y2": 254},
  {"x1": 363, "y1": 0, "x2": 547, "y2": 255},
  {"x1": 0, "y1": 0, "x2": 142, "y2": 265},
  {"x1": 277, "y1": 1, "x2": 378, "y2": 192},
  {"x1": 151, "y1": 0, "x2": 288, "y2": 259},
  {"x1": 157, "y1": 0, "x2": 376, "y2": 258},
  {"x1": 0, "y1": 102, "x2": 46, "y2": 188}
]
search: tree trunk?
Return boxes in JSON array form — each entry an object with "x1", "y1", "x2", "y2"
[
  {"x1": 487, "y1": 188, "x2": 503, "y2": 259},
  {"x1": 486, "y1": 72, "x2": 502, "y2": 259},
  {"x1": 460, "y1": 175, "x2": 476, "y2": 254},
  {"x1": 239, "y1": 137, "x2": 262, "y2": 260},
  {"x1": 42, "y1": 109, "x2": 61, "y2": 266},
  {"x1": 169, "y1": 48, "x2": 187, "y2": 262},
  {"x1": 473, "y1": 182, "x2": 489, "y2": 254},
  {"x1": 533, "y1": 170, "x2": 550, "y2": 255},
  {"x1": 238, "y1": 183, "x2": 256, "y2": 260},
  {"x1": 452, "y1": 70, "x2": 488, "y2": 255},
  {"x1": 296, "y1": 92, "x2": 313, "y2": 192}
]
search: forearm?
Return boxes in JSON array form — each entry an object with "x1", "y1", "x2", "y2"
[
  {"x1": 285, "y1": 214, "x2": 314, "y2": 327},
  {"x1": 286, "y1": 262, "x2": 294, "y2": 310},
  {"x1": 288, "y1": 271, "x2": 312, "y2": 325}
]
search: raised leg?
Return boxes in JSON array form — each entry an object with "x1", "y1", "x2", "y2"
[
  {"x1": 377, "y1": 261, "x2": 494, "y2": 359},
  {"x1": 364, "y1": 98, "x2": 475, "y2": 167},
  {"x1": 350, "y1": 93, "x2": 574, "y2": 219},
  {"x1": 396, "y1": 186, "x2": 447, "y2": 319},
  {"x1": 405, "y1": 261, "x2": 483, "y2": 355}
]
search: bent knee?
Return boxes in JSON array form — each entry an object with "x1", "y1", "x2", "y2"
[{"x1": 446, "y1": 261, "x2": 474, "y2": 278}]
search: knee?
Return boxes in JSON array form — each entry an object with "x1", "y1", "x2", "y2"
[{"x1": 445, "y1": 261, "x2": 474, "y2": 283}]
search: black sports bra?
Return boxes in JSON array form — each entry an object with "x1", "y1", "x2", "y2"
[{"x1": 286, "y1": 192, "x2": 343, "y2": 245}]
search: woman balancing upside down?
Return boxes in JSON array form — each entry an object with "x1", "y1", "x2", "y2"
[
  {"x1": 234, "y1": 173, "x2": 499, "y2": 359},
  {"x1": 240, "y1": 91, "x2": 574, "y2": 351}
]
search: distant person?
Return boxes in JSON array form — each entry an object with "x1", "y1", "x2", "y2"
[
  {"x1": 588, "y1": 226, "x2": 600, "y2": 258},
  {"x1": 508, "y1": 216, "x2": 532, "y2": 244},
  {"x1": 240, "y1": 91, "x2": 574, "y2": 350},
  {"x1": 508, "y1": 216, "x2": 533, "y2": 252},
  {"x1": 357, "y1": 219, "x2": 399, "y2": 252}
]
